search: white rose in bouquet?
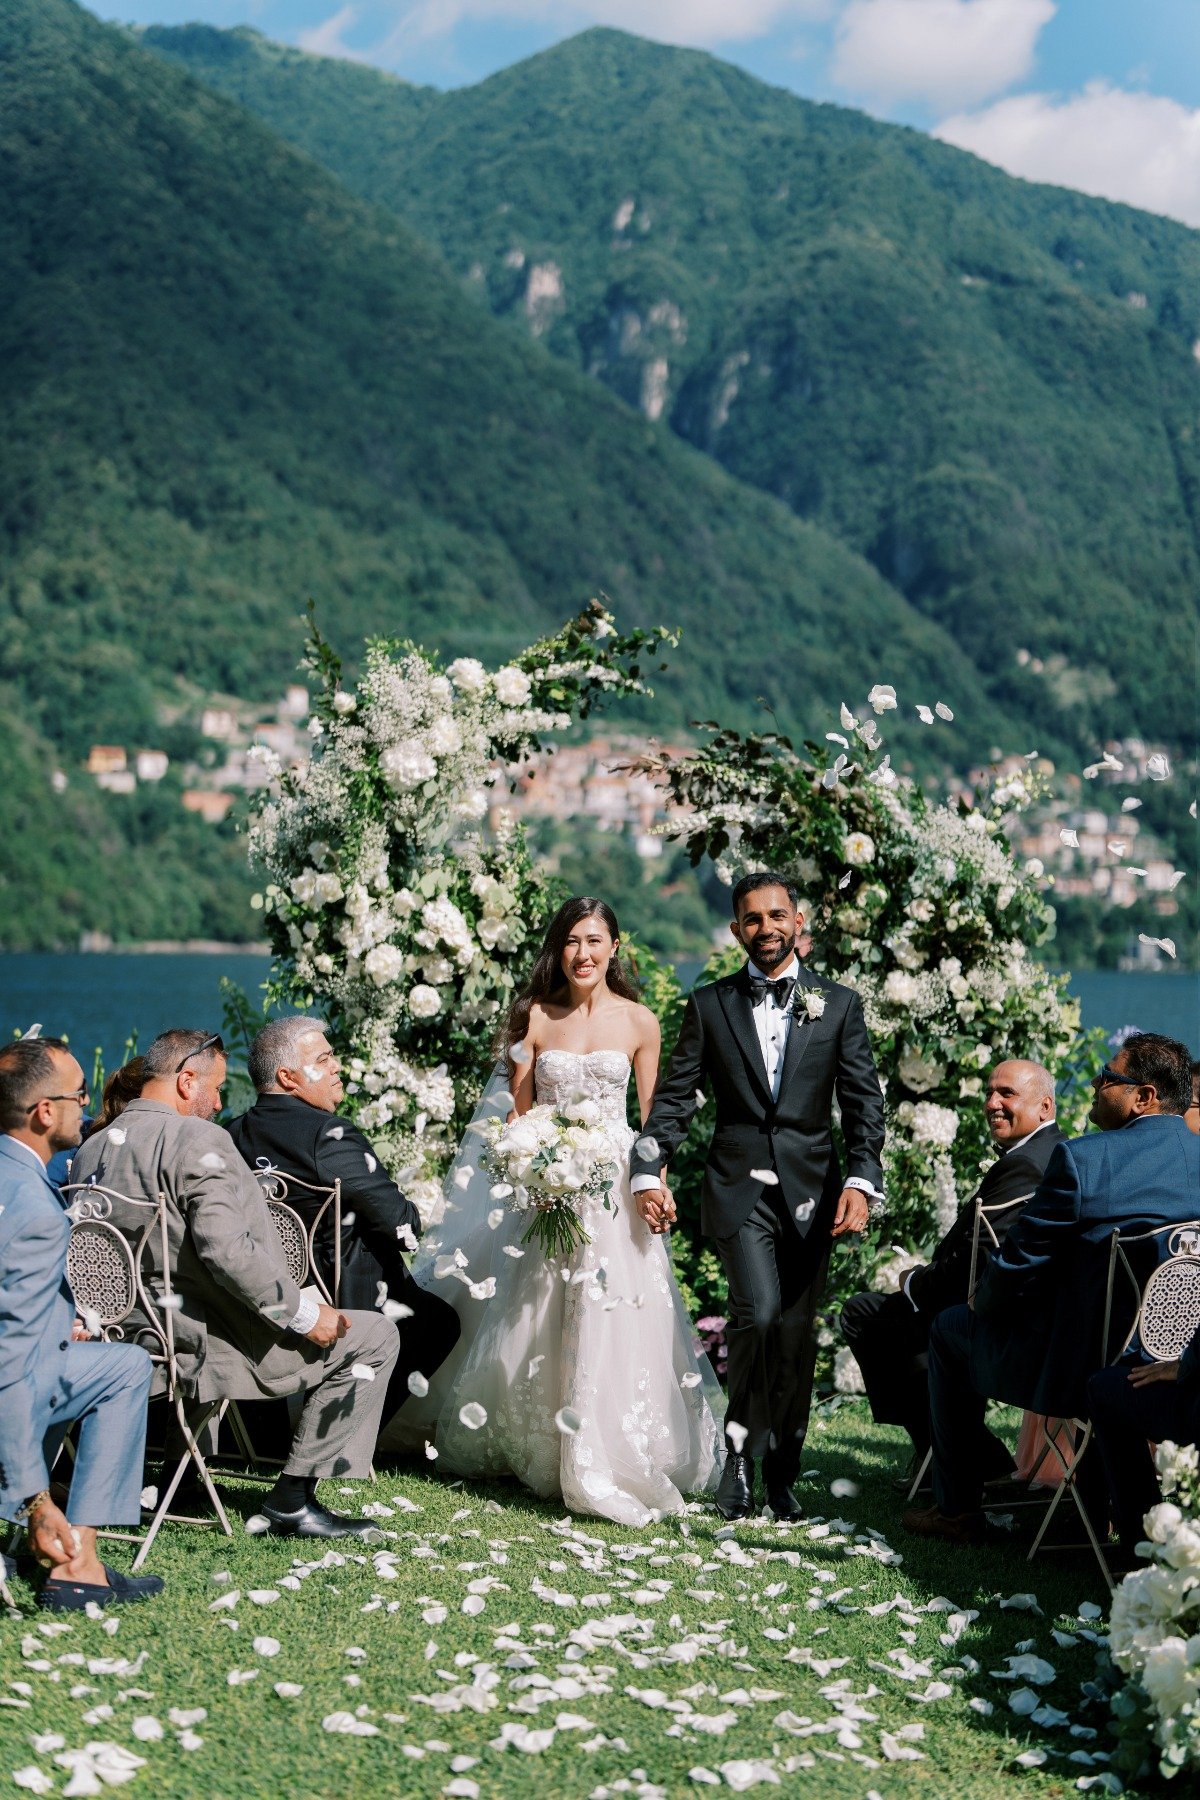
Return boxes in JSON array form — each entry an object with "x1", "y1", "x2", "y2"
[
  {"x1": 446, "y1": 656, "x2": 488, "y2": 694},
  {"x1": 382, "y1": 740, "x2": 437, "y2": 789},
  {"x1": 898, "y1": 1047, "x2": 945, "y2": 1094},
  {"x1": 428, "y1": 715, "x2": 463, "y2": 756},
  {"x1": 884, "y1": 971, "x2": 920, "y2": 1007},
  {"x1": 479, "y1": 1103, "x2": 618, "y2": 1257},
  {"x1": 409, "y1": 984, "x2": 443, "y2": 1019},
  {"x1": 844, "y1": 831, "x2": 876, "y2": 866}
]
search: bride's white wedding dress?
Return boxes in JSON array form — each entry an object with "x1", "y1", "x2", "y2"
[{"x1": 382, "y1": 1048, "x2": 724, "y2": 1526}]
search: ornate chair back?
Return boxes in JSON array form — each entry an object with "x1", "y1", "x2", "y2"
[
  {"x1": 251, "y1": 1162, "x2": 341, "y2": 1305},
  {"x1": 1114, "y1": 1221, "x2": 1200, "y2": 1364},
  {"x1": 966, "y1": 1192, "x2": 1033, "y2": 1306}
]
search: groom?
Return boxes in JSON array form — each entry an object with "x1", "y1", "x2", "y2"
[{"x1": 633, "y1": 872, "x2": 885, "y2": 1520}]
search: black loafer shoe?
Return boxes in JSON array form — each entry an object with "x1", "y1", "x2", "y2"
[
  {"x1": 38, "y1": 1566, "x2": 164, "y2": 1612},
  {"x1": 765, "y1": 1485, "x2": 805, "y2": 1522},
  {"x1": 261, "y1": 1500, "x2": 381, "y2": 1539},
  {"x1": 714, "y1": 1454, "x2": 754, "y2": 1521}
]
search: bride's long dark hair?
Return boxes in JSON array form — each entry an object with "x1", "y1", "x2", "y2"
[{"x1": 498, "y1": 896, "x2": 640, "y2": 1065}]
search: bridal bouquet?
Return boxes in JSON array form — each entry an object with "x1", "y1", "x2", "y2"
[
  {"x1": 1109, "y1": 1440, "x2": 1200, "y2": 1778},
  {"x1": 479, "y1": 1103, "x2": 619, "y2": 1259}
]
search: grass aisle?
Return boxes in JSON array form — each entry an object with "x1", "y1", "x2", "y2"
[{"x1": 0, "y1": 1407, "x2": 1119, "y2": 1799}]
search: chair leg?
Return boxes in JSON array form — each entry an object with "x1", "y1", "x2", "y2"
[
  {"x1": 226, "y1": 1401, "x2": 262, "y2": 1470},
  {"x1": 132, "y1": 1400, "x2": 233, "y2": 1571},
  {"x1": 907, "y1": 1447, "x2": 932, "y2": 1501}
]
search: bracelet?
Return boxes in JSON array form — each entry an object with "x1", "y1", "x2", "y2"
[{"x1": 15, "y1": 1489, "x2": 51, "y2": 1523}]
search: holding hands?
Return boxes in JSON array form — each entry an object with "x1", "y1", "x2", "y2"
[{"x1": 636, "y1": 1185, "x2": 676, "y2": 1235}]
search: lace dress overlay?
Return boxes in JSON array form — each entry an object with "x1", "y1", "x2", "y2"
[{"x1": 388, "y1": 1049, "x2": 723, "y2": 1526}]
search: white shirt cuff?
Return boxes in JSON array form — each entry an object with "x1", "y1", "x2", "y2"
[
  {"x1": 631, "y1": 1174, "x2": 662, "y2": 1194},
  {"x1": 902, "y1": 1268, "x2": 922, "y2": 1311},
  {"x1": 287, "y1": 1293, "x2": 321, "y2": 1336},
  {"x1": 844, "y1": 1176, "x2": 883, "y2": 1200}
]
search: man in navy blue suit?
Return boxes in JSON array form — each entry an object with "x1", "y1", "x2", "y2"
[
  {"x1": 904, "y1": 1033, "x2": 1200, "y2": 1545},
  {"x1": 0, "y1": 1038, "x2": 163, "y2": 1610}
]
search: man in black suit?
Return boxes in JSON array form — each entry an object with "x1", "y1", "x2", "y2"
[
  {"x1": 1087, "y1": 1322, "x2": 1200, "y2": 1552},
  {"x1": 226, "y1": 1017, "x2": 459, "y2": 1432},
  {"x1": 632, "y1": 871, "x2": 885, "y2": 1520},
  {"x1": 840, "y1": 1059, "x2": 1064, "y2": 1487}
]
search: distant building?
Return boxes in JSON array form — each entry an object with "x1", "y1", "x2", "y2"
[
  {"x1": 86, "y1": 745, "x2": 127, "y2": 775},
  {"x1": 182, "y1": 789, "x2": 235, "y2": 823},
  {"x1": 95, "y1": 770, "x2": 136, "y2": 795},
  {"x1": 135, "y1": 749, "x2": 169, "y2": 782},
  {"x1": 279, "y1": 685, "x2": 309, "y2": 721},
  {"x1": 200, "y1": 706, "x2": 239, "y2": 742}
]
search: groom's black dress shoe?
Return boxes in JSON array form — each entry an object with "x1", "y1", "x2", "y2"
[
  {"x1": 261, "y1": 1500, "x2": 381, "y2": 1539},
  {"x1": 714, "y1": 1455, "x2": 754, "y2": 1520},
  {"x1": 765, "y1": 1483, "x2": 805, "y2": 1522}
]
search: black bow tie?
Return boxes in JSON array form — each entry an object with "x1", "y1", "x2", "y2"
[{"x1": 750, "y1": 973, "x2": 796, "y2": 1008}]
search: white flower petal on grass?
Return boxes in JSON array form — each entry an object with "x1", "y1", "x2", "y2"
[
  {"x1": 689, "y1": 1772, "x2": 721, "y2": 1788},
  {"x1": 322, "y1": 1712, "x2": 380, "y2": 1736},
  {"x1": 227, "y1": 1669, "x2": 259, "y2": 1686},
  {"x1": 555, "y1": 1408, "x2": 582, "y2": 1436},
  {"x1": 717, "y1": 1761, "x2": 781, "y2": 1790},
  {"x1": 1000, "y1": 1593, "x2": 1043, "y2": 1614},
  {"x1": 750, "y1": 1169, "x2": 779, "y2": 1186},
  {"x1": 830, "y1": 1478, "x2": 859, "y2": 1499},
  {"x1": 1014, "y1": 1748, "x2": 1047, "y2": 1767},
  {"x1": 244, "y1": 1515, "x2": 270, "y2": 1535},
  {"x1": 968, "y1": 1696, "x2": 993, "y2": 1716},
  {"x1": 459, "y1": 1402, "x2": 488, "y2": 1431},
  {"x1": 273, "y1": 1683, "x2": 303, "y2": 1698},
  {"x1": 130, "y1": 1717, "x2": 163, "y2": 1742},
  {"x1": 252, "y1": 1637, "x2": 281, "y2": 1658},
  {"x1": 12, "y1": 1773, "x2": 54, "y2": 1795},
  {"x1": 167, "y1": 1710, "x2": 207, "y2": 1728},
  {"x1": 1008, "y1": 1686, "x2": 1040, "y2": 1715},
  {"x1": 350, "y1": 1363, "x2": 376, "y2": 1382},
  {"x1": 462, "y1": 1596, "x2": 486, "y2": 1616},
  {"x1": 248, "y1": 1589, "x2": 281, "y2": 1605}
]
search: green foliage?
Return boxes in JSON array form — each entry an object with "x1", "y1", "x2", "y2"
[
  {"x1": 0, "y1": 0, "x2": 1028, "y2": 947},
  {"x1": 150, "y1": 21, "x2": 1200, "y2": 765}
]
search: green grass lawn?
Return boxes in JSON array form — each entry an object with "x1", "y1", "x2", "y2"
[{"x1": 0, "y1": 1405, "x2": 1126, "y2": 1799}]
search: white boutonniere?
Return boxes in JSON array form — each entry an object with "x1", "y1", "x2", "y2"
[{"x1": 798, "y1": 990, "x2": 826, "y2": 1021}]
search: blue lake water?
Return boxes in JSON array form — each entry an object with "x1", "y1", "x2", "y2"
[{"x1": 0, "y1": 953, "x2": 1196, "y2": 1077}]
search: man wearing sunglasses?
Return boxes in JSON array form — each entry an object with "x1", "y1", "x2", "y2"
[
  {"x1": 70, "y1": 1028, "x2": 400, "y2": 1538},
  {"x1": 0, "y1": 1037, "x2": 163, "y2": 1610},
  {"x1": 905, "y1": 1032, "x2": 1200, "y2": 1546}
]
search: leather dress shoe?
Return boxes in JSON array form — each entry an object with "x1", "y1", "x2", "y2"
[
  {"x1": 261, "y1": 1499, "x2": 382, "y2": 1539},
  {"x1": 714, "y1": 1454, "x2": 754, "y2": 1521},
  {"x1": 901, "y1": 1503, "x2": 986, "y2": 1546},
  {"x1": 38, "y1": 1564, "x2": 165, "y2": 1613},
  {"x1": 765, "y1": 1484, "x2": 805, "y2": 1522}
]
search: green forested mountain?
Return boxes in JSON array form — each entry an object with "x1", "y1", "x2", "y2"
[
  {"x1": 0, "y1": 0, "x2": 1024, "y2": 947},
  {"x1": 145, "y1": 23, "x2": 1200, "y2": 756}
]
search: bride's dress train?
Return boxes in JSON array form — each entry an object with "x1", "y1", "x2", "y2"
[{"x1": 382, "y1": 1049, "x2": 724, "y2": 1526}]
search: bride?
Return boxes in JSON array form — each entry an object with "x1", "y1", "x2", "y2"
[{"x1": 381, "y1": 895, "x2": 724, "y2": 1525}]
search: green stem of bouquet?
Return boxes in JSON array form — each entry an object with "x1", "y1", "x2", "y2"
[{"x1": 521, "y1": 1207, "x2": 592, "y2": 1260}]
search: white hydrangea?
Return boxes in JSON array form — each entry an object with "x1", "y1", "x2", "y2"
[
  {"x1": 910, "y1": 1102, "x2": 959, "y2": 1148},
  {"x1": 898, "y1": 1047, "x2": 945, "y2": 1094},
  {"x1": 427, "y1": 715, "x2": 462, "y2": 757},
  {"x1": 883, "y1": 971, "x2": 921, "y2": 1006},
  {"x1": 408, "y1": 984, "x2": 442, "y2": 1020}
]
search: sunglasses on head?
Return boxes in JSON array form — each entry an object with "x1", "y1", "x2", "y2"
[{"x1": 174, "y1": 1032, "x2": 224, "y2": 1074}]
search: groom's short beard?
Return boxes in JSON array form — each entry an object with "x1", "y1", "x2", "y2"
[{"x1": 749, "y1": 931, "x2": 796, "y2": 974}]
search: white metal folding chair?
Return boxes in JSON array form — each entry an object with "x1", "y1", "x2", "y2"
[
  {"x1": 62, "y1": 1182, "x2": 234, "y2": 1569},
  {"x1": 1025, "y1": 1220, "x2": 1200, "y2": 1589},
  {"x1": 906, "y1": 1190, "x2": 1033, "y2": 1501}
]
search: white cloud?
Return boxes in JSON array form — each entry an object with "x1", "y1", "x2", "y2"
[
  {"x1": 935, "y1": 82, "x2": 1200, "y2": 228},
  {"x1": 298, "y1": 4, "x2": 374, "y2": 61},
  {"x1": 309, "y1": 1, "x2": 833, "y2": 66},
  {"x1": 832, "y1": 0, "x2": 1055, "y2": 111}
]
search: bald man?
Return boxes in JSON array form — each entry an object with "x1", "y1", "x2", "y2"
[{"x1": 841, "y1": 1060, "x2": 1063, "y2": 1489}]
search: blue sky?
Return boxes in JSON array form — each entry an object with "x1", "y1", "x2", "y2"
[{"x1": 93, "y1": 1, "x2": 1200, "y2": 224}]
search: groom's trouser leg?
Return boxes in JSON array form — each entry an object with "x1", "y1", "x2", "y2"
[{"x1": 716, "y1": 1189, "x2": 830, "y2": 1471}]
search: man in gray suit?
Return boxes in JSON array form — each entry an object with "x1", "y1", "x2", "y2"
[
  {"x1": 0, "y1": 1037, "x2": 163, "y2": 1611},
  {"x1": 70, "y1": 1029, "x2": 399, "y2": 1538}
]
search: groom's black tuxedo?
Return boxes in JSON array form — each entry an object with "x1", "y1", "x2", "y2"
[
  {"x1": 634, "y1": 962, "x2": 885, "y2": 1236},
  {"x1": 635, "y1": 960, "x2": 885, "y2": 1476}
]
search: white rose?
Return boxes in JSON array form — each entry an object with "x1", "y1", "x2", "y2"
[
  {"x1": 408, "y1": 984, "x2": 442, "y2": 1020},
  {"x1": 494, "y1": 666, "x2": 532, "y2": 707},
  {"x1": 884, "y1": 971, "x2": 920, "y2": 1006},
  {"x1": 453, "y1": 790, "x2": 490, "y2": 821},
  {"x1": 421, "y1": 955, "x2": 455, "y2": 985},
  {"x1": 331, "y1": 690, "x2": 357, "y2": 715},
  {"x1": 291, "y1": 869, "x2": 319, "y2": 905},
  {"x1": 381, "y1": 740, "x2": 437, "y2": 789},
  {"x1": 898, "y1": 1047, "x2": 945, "y2": 1094},
  {"x1": 427, "y1": 715, "x2": 462, "y2": 756},
  {"x1": 1141, "y1": 1637, "x2": 1200, "y2": 1720},
  {"x1": 843, "y1": 831, "x2": 876, "y2": 866},
  {"x1": 907, "y1": 897, "x2": 935, "y2": 923},
  {"x1": 363, "y1": 944, "x2": 405, "y2": 987},
  {"x1": 446, "y1": 657, "x2": 488, "y2": 695},
  {"x1": 314, "y1": 873, "x2": 344, "y2": 905}
]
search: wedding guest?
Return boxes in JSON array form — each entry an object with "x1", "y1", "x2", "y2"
[
  {"x1": 0, "y1": 1038, "x2": 163, "y2": 1610},
  {"x1": 1185, "y1": 1059, "x2": 1200, "y2": 1134},
  {"x1": 905, "y1": 1033, "x2": 1200, "y2": 1545},
  {"x1": 69, "y1": 1029, "x2": 399, "y2": 1538},
  {"x1": 226, "y1": 1016, "x2": 459, "y2": 1431},
  {"x1": 1087, "y1": 1323, "x2": 1200, "y2": 1552},
  {"x1": 48, "y1": 1058, "x2": 147, "y2": 1192},
  {"x1": 840, "y1": 1059, "x2": 1064, "y2": 1489}
]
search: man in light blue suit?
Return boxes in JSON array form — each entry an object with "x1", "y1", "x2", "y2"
[
  {"x1": 0, "y1": 1037, "x2": 163, "y2": 1611},
  {"x1": 905, "y1": 1032, "x2": 1200, "y2": 1545}
]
